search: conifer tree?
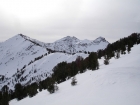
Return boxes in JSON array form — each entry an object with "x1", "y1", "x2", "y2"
[
  {"x1": 71, "y1": 76, "x2": 77, "y2": 86},
  {"x1": 88, "y1": 52, "x2": 99, "y2": 70},
  {"x1": 104, "y1": 55, "x2": 109, "y2": 65},
  {"x1": 47, "y1": 83, "x2": 58, "y2": 94},
  {"x1": 116, "y1": 51, "x2": 120, "y2": 59},
  {"x1": 27, "y1": 83, "x2": 38, "y2": 97},
  {"x1": 0, "y1": 91, "x2": 2, "y2": 105},
  {"x1": 1, "y1": 85, "x2": 10, "y2": 105},
  {"x1": 104, "y1": 59, "x2": 109, "y2": 65},
  {"x1": 14, "y1": 83, "x2": 24, "y2": 100},
  {"x1": 127, "y1": 45, "x2": 131, "y2": 54}
]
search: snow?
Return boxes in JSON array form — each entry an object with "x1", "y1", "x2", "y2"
[
  {"x1": 80, "y1": 39, "x2": 91, "y2": 44},
  {"x1": 0, "y1": 51, "x2": 88, "y2": 90},
  {"x1": 0, "y1": 34, "x2": 108, "y2": 90},
  {"x1": 0, "y1": 34, "x2": 108, "y2": 78},
  {"x1": 0, "y1": 35, "x2": 48, "y2": 77},
  {"x1": 45, "y1": 36, "x2": 109, "y2": 53},
  {"x1": 0, "y1": 34, "x2": 90, "y2": 90},
  {"x1": 16, "y1": 53, "x2": 88, "y2": 87},
  {"x1": 10, "y1": 45, "x2": 140, "y2": 105}
]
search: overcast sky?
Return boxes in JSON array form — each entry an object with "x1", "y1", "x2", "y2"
[{"x1": 0, "y1": 0, "x2": 140, "y2": 43}]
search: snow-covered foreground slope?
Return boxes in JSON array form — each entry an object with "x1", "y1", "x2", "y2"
[{"x1": 10, "y1": 45, "x2": 140, "y2": 105}]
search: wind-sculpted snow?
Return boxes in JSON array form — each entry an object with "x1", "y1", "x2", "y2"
[{"x1": 10, "y1": 45, "x2": 140, "y2": 105}]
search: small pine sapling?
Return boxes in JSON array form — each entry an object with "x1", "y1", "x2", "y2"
[{"x1": 71, "y1": 76, "x2": 77, "y2": 86}]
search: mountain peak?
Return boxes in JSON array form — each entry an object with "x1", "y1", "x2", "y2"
[
  {"x1": 65, "y1": 36, "x2": 77, "y2": 38},
  {"x1": 45, "y1": 36, "x2": 109, "y2": 53},
  {"x1": 55, "y1": 36, "x2": 80, "y2": 43},
  {"x1": 96, "y1": 36, "x2": 105, "y2": 40},
  {"x1": 94, "y1": 36, "x2": 107, "y2": 43}
]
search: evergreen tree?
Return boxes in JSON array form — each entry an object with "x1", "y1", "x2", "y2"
[
  {"x1": 54, "y1": 83, "x2": 59, "y2": 92},
  {"x1": 47, "y1": 84, "x2": 55, "y2": 94},
  {"x1": 97, "y1": 50, "x2": 102, "y2": 59},
  {"x1": 71, "y1": 76, "x2": 77, "y2": 86},
  {"x1": 1, "y1": 92, "x2": 9, "y2": 105},
  {"x1": 104, "y1": 58, "x2": 109, "y2": 65},
  {"x1": 116, "y1": 51, "x2": 120, "y2": 59},
  {"x1": 14, "y1": 83, "x2": 24, "y2": 100},
  {"x1": 27, "y1": 83, "x2": 38, "y2": 97},
  {"x1": 1, "y1": 85, "x2": 9, "y2": 105},
  {"x1": 88, "y1": 52, "x2": 99, "y2": 70},
  {"x1": 0, "y1": 91, "x2": 2, "y2": 105},
  {"x1": 104, "y1": 55, "x2": 109, "y2": 65},
  {"x1": 127, "y1": 45, "x2": 131, "y2": 54},
  {"x1": 47, "y1": 83, "x2": 58, "y2": 94}
]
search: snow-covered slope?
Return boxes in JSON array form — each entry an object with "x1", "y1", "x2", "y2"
[
  {"x1": 0, "y1": 34, "x2": 48, "y2": 77},
  {"x1": 0, "y1": 35, "x2": 89, "y2": 90},
  {"x1": 0, "y1": 52, "x2": 88, "y2": 90},
  {"x1": 45, "y1": 36, "x2": 109, "y2": 53},
  {"x1": 0, "y1": 34, "x2": 109, "y2": 90},
  {"x1": 10, "y1": 44, "x2": 140, "y2": 105}
]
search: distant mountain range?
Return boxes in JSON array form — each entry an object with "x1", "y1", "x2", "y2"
[
  {"x1": 0, "y1": 34, "x2": 109, "y2": 90},
  {"x1": 45, "y1": 36, "x2": 109, "y2": 53}
]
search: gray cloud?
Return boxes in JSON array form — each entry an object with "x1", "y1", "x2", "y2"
[{"x1": 0, "y1": 0, "x2": 140, "y2": 43}]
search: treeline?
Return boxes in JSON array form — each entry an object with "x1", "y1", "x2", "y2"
[
  {"x1": 98, "y1": 33, "x2": 140, "y2": 59},
  {"x1": 0, "y1": 82, "x2": 40, "y2": 105},
  {"x1": 0, "y1": 52, "x2": 99, "y2": 105},
  {"x1": 0, "y1": 33, "x2": 140, "y2": 105},
  {"x1": 39, "y1": 52, "x2": 99, "y2": 92}
]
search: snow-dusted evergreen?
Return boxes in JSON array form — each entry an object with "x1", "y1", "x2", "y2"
[{"x1": 0, "y1": 34, "x2": 107, "y2": 90}]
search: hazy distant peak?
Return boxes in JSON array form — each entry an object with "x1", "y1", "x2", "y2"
[
  {"x1": 55, "y1": 36, "x2": 79, "y2": 43},
  {"x1": 93, "y1": 36, "x2": 107, "y2": 43},
  {"x1": 46, "y1": 35, "x2": 109, "y2": 53}
]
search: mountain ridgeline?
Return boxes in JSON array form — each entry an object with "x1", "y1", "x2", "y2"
[
  {"x1": 45, "y1": 36, "x2": 109, "y2": 54},
  {"x1": 0, "y1": 33, "x2": 140, "y2": 105},
  {"x1": 0, "y1": 34, "x2": 108, "y2": 91}
]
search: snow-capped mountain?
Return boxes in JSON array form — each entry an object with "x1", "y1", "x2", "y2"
[
  {"x1": 1, "y1": 34, "x2": 108, "y2": 90},
  {"x1": 45, "y1": 36, "x2": 109, "y2": 53},
  {"x1": 0, "y1": 34, "x2": 51, "y2": 89},
  {"x1": 10, "y1": 44, "x2": 140, "y2": 105},
  {"x1": 0, "y1": 34, "x2": 48, "y2": 77}
]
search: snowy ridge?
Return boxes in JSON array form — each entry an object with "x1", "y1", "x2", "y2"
[
  {"x1": 45, "y1": 36, "x2": 109, "y2": 53},
  {"x1": 0, "y1": 35, "x2": 48, "y2": 77},
  {"x1": 0, "y1": 34, "x2": 90, "y2": 90},
  {"x1": 0, "y1": 34, "x2": 50, "y2": 90},
  {"x1": 10, "y1": 44, "x2": 140, "y2": 105},
  {"x1": 0, "y1": 34, "x2": 109, "y2": 90},
  {"x1": 19, "y1": 34, "x2": 47, "y2": 48},
  {"x1": 19, "y1": 35, "x2": 109, "y2": 53}
]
